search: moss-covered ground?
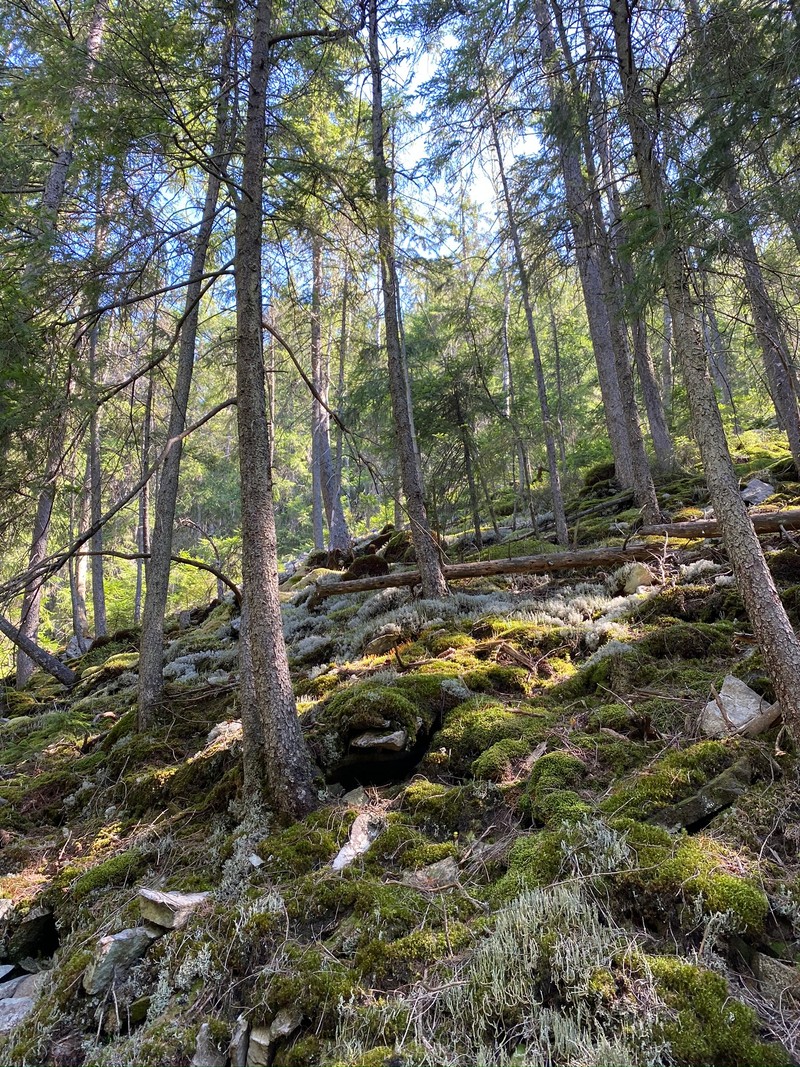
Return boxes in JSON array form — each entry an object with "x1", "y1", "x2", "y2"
[{"x1": 2, "y1": 437, "x2": 800, "y2": 1065}]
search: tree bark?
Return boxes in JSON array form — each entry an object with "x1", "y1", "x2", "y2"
[
  {"x1": 610, "y1": 0, "x2": 800, "y2": 727},
  {"x1": 138, "y1": 30, "x2": 232, "y2": 731},
  {"x1": 485, "y1": 90, "x2": 569, "y2": 545},
  {"x1": 134, "y1": 370, "x2": 153, "y2": 625},
  {"x1": 0, "y1": 615, "x2": 77, "y2": 688},
  {"x1": 88, "y1": 321, "x2": 107, "y2": 637},
  {"x1": 234, "y1": 0, "x2": 317, "y2": 818},
  {"x1": 368, "y1": 0, "x2": 448, "y2": 597}
]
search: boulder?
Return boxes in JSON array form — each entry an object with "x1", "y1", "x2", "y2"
[
  {"x1": 246, "y1": 1009, "x2": 302, "y2": 1066},
  {"x1": 350, "y1": 729, "x2": 408, "y2": 752},
  {"x1": 402, "y1": 856, "x2": 460, "y2": 891},
  {"x1": 363, "y1": 627, "x2": 404, "y2": 657},
  {"x1": 331, "y1": 813, "x2": 385, "y2": 870},
  {"x1": 0, "y1": 972, "x2": 44, "y2": 999},
  {"x1": 229, "y1": 1013, "x2": 250, "y2": 1067},
  {"x1": 191, "y1": 1022, "x2": 227, "y2": 1067},
  {"x1": 756, "y1": 954, "x2": 800, "y2": 1001},
  {"x1": 741, "y1": 478, "x2": 774, "y2": 505},
  {"x1": 623, "y1": 562, "x2": 656, "y2": 594},
  {"x1": 700, "y1": 675, "x2": 781, "y2": 738},
  {"x1": 0, "y1": 996, "x2": 34, "y2": 1033},
  {"x1": 83, "y1": 927, "x2": 158, "y2": 995},
  {"x1": 650, "y1": 757, "x2": 753, "y2": 831},
  {"x1": 139, "y1": 888, "x2": 210, "y2": 930}
]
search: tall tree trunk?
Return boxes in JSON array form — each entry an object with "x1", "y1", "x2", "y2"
[
  {"x1": 368, "y1": 0, "x2": 448, "y2": 597},
  {"x1": 537, "y1": 0, "x2": 660, "y2": 522},
  {"x1": 661, "y1": 297, "x2": 673, "y2": 406},
  {"x1": 486, "y1": 89, "x2": 569, "y2": 545},
  {"x1": 137, "y1": 29, "x2": 233, "y2": 730},
  {"x1": 70, "y1": 452, "x2": 91, "y2": 651},
  {"x1": 454, "y1": 390, "x2": 482, "y2": 548},
  {"x1": 134, "y1": 371, "x2": 153, "y2": 625},
  {"x1": 88, "y1": 321, "x2": 107, "y2": 637},
  {"x1": 310, "y1": 234, "x2": 351, "y2": 552},
  {"x1": 610, "y1": 0, "x2": 800, "y2": 727},
  {"x1": 235, "y1": 0, "x2": 317, "y2": 817},
  {"x1": 723, "y1": 158, "x2": 800, "y2": 471}
]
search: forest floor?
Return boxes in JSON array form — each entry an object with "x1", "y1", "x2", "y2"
[{"x1": 3, "y1": 432, "x2": 800, "y2": 1066}]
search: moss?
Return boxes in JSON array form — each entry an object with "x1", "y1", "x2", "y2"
[
  {"x1": 261, "y1": 946, "x2": 356, "y2": 1030},
  {"x1": 768, "y1": 548, "x2": 800, "y2": 583},
  {"x1": 520, "y1": 752, "x2": 589, "y2": 826},
  {"x1": 355, "y1": 922, "x2": 472, "y2": 981},
  {"x1": 588, "y1": 703, "x2": 632, "y2": 732},
  {"x1": 583, "y1": 459, "x2": 617, "y2": 488},
  {"x1": 637, "y1": 621, "x2": 734, "y2": 659},
  {"x1": 70, "y1": 848, "x2": 145, "y2": 901},
  {"x1": 472, "y1": 737, "x2": 532, "y2": 781},
  {"x1": 321, "y1": 682, "x2": 432, "y2": 735},
  {"x1": 650, "y1": 956, "x2": 789, "y2": 1066},
  {"x1": 471, "y1": 536, "x2": 559, "y2": 562},
  {"x1": 601, "y1": 740, "x2": 735, "y2": 820},
  {"x1": 0, "y1": 689, "x2": 39, "y2": 716},
  {"x1": 280, "y1": 1035, "x2": 323, "y2": 1066},
  {"x1": 491, "y1": 832, "x2": 564, "y2": 901},
  {"x1": 257, "y1": 810, "x2": 353, "y2": 877},
  {"x1": 100, "y1": 708, "x2": 135, "y2": 749},
  {"x1": 434, "y1": 696, "x2": 544, "y2": 771}
]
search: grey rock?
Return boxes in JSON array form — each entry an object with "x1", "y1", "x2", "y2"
[
  {"x1": 350, "y1": 729, "x2": 407, "y2": 752},
  {"x1": 756, "y1": 954, "x2": 800, "y2": 1001},
  {"x1": 331, "y1": 813, "x2": 385, "y2": 870},
  {"x1": 363, "y1": 629, "x2": 404, "y2": 656},
  {"x1": 741, "y1": 478, "x2": 774, "y2": 505},
  {"x1": 0, "y1": 966, "x2": 15, "y2": 982},
  {"x1": 0, "y1": 996, "x2": 34, "y2": 1033},
  {"x1": 623, "y1": 562, "x2": 656, "y2": 594},
  {"x1": 0, "y1": 973, "x2": 44, "y2": 999},
  {"x1": 248, "y1": 853, "x2": 264, "y2": 868},
  {"x1": 342, "y1": 785, "x2": 367, "y2": 806},
  {"x1": 191, "y1": 1021, "x2": 227, "y2": 1067},
  {"x1": 650, "y1": 757, "x2": 753, "y2": 831},
  {"x1": 207, "y1": 720, "x2": 243, "y2": 746},
  {"x1": 83, "y1": 927, "x2": 158, "y2": 995},
  {"x1": 229, "y1": 1013, "x2": 250, "y2": 1067},
  {"x1": 402, "y1": 856, "x2": 460, "y2": 890},
  {"x1": 246, "y1": 1009, "x2": 302, "y2": 1065},
  {"x1": 700, "y1": 675, "x2": 781, "y2": 738},
  {"x1": 138, "y1": 888, "x2": 210, "y2": 930}
]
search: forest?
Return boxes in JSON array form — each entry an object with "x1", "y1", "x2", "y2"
[{"x1": 1, "y1": 0, "x2": 800, "y2": 1063}]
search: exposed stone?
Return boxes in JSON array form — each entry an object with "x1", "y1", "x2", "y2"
[
  {"x1": 700, "y1": 675, "x2": 781, "y2": 738},
  {"x1": 342, "y1": 785, "x2": 367, "y2": 806},
  {"x1": 402, "y1": 856, "x2": 460, "y2": 891},
  {"x1": 83, "y1": 927, "x2": 158, "y2": 995},
  {"x1": 0, "y1": 972, "x2": 44, "y2": 999},
  {"x1": 191, "y1": 1021, "x2": 226, "y2": 1067},
  {"x1": 207, "y1": 720, "x2": 243, "y2": 746},
  {"x1": 331, "y1": 813, "x2": 385, "y2": 870},
  {"x1": 247, "y1": 1009, "x2": 302, "y2": 1065},
  {"x1": 248, "y1": 853, "x2": 264, "y2": 868},
  {"x1": 0, "y1": 996, "x2": 34, "y2": 1033},
  {"x1": 229, "y1": 1013, "x2": 250, "y2": 1067},
  {"x1": 350, "y1": 729, "x2": 408, "y2": 752},
  {"x1": 138, "y1": 888, "x2": 210, "y2": 930},
  {"x1": 0, "y1": 899, "x2": 12, "y2": 923},
  {"x1": 756, "y1": 954, "x2": 800, "y2": 1001},
  {"x1": 650, "y1": 757, "x2": 753, "y2": 831},
  {"x1": 623, "y1": 562, "x2": 656, "y2": 594},
  {"x1": 0, "y1": 965, "x2": 15, "y2": 982},
  {"x1": 741, "y1": 478, "x2": 773, "y2": 505},
  {"x1": 363, "y1": 628, "x2": 404, "y2": 656}
]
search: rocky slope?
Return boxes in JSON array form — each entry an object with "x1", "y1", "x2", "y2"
[{"x1": 2, "y1": 439, "x2": 800, "y2": 1066}]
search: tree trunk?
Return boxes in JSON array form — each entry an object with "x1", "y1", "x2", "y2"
[
  {"x1": 723, "y1": 158, "x2": 800, "y2": 472},
  {"x1": 134, "y1": 370, "x2": 153, "y2": 625},
  {"x1": 310, "y1": 233, "x2": 351, "y2": 552},
  {"x1": 70, "y1": 452, "x2": 91, "y2": 652},
  {"x1": 610, "y1": 0, "x2": 800, "y2": 727},
  {"x1": 485, "y1": 93, "x2": 569, "y2": 545},
  {"x1": 138, "y1": 30, "x2": 232, "y2": 731},
  {"x1": 0, "y1": 615, "x2": 77, "y2": 688},
  {"x1": 538, "y1": 0, "x2": 661, "y2": 521},
  {"x1": 88, "y1": 321, "x2": 107, "y2": 637},
  {"x1": 454, "y1": 390, "x2": 482, "y2": 548},
  {"x1": 368, "y1": 0, "x2": 448, "y2": 597},
  {"x1": 234, "y1": 0, "x2": 317, "y2": 818}
]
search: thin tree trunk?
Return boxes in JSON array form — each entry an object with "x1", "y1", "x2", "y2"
[
  {"x1": 88, "y1": 321, "x2": 107, "y2": 637},
  {"x1": 486, "y1": 94, "x2": 569, "y2": 545},
  {"x1": 368, "y1": 0, "x2": 448, "y2": 597},
  {"x1": 454, "y1": 390, "x2": 482, "y2": 548},
  {"x1": 310, "y1": 233, "x2": 351, "y2": 552},
  {"x1": 610, "y1": 0, "x2": 800, "y2": 728},
  {"x1": 134, "y1": 371, "x2": 153, "y2": 625},
  {"x1": 235, "y1": 0, "x2": 317, "y2": 817},
  {"x1": 662, "y1": 297, "x2": 673, "y2": 406},
  {"x1": 70, "y1": 452, "x2": 91, "y2": 651},
  {"x1": 138, "y1": 29, "x2": 233, "y2": 730},
  {"x1": 723, "y1": 158, "x2": 800, "y2": 471},
  {"x1": 1, "y1": 615, "x2": 77, "y2": 688}
]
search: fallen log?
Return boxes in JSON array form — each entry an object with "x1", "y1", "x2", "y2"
[
  {"x1": 310, "y1": 543, "x2": 660, "y2": 601},
  {"x1": 638, "y1": 508, "x2": 800, "y2": 539},
  {"x1": 0, "y1": 614, "x2": 78, "y2": 688}
]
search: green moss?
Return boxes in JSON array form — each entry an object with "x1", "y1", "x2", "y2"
[
  {"x1": 520, "y1": 752, "x2": 589, "y2": 826},
  {"x1": 0, "y1": 689, "x2": 39, "y2": 716},
  {"x1": 588, "y1": 703, "x2": 632, "y2": 732},
  {"x1": 257, "y1": 810, "x2": 353, "y2": 877},
  {"x1": 321, "y1": 682, "x2": 432, "y2": 734},
  {"x1": 472, "y1": 737, "x2": 532, "y2": 780},
  {"x1": 601, "y1": 740, "x2": 735, "y2": 820},
  {"x1": 261, "y1": 946, "x2": 356, "y2": 1030},
  {"x1": 280, "y1": 1035, "x2": 323, "y2": 1066},
  {"x1": 70, "y1": 848, "x2": 145, "y2": 901},
  {"x1": 434, "y1": 696, "x2": 544, "y2": 771},
  {"x1": 768, "y1": 549, "x2": 800, "y2": 583},
  {"x1": 650, "y1": 956, "x2": 789, "y2": 1066},
  {"x1": 470, "y1": 537, "x2": 559, "y2": 562},
  {"x1": 637, "y1": 621, "x2": 734, "y2": 659},
  {"x1": 491, "y1": 832, "x2": 564, "y2": 901},
  {"x1": 355, "y1": 922, "x2": 471, "y2": 981}
]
